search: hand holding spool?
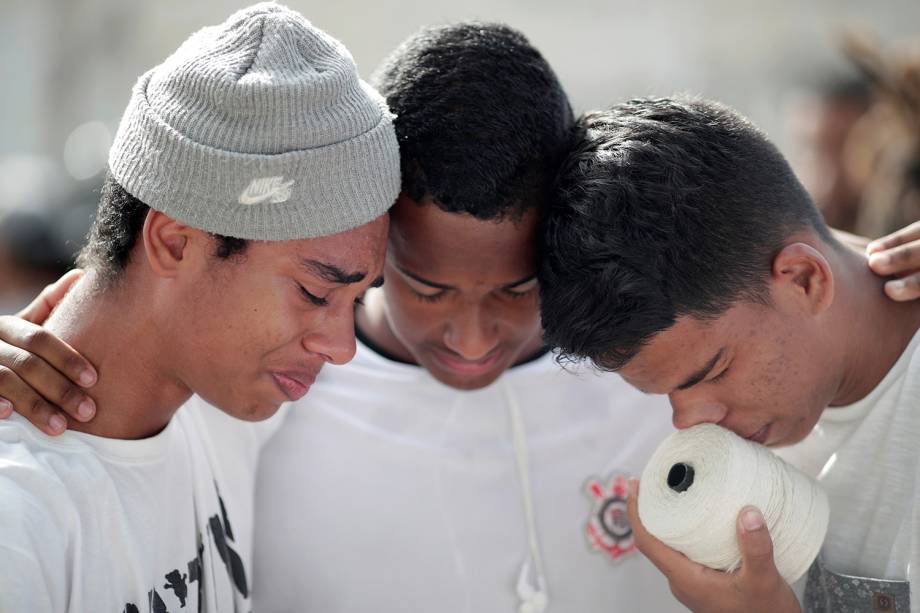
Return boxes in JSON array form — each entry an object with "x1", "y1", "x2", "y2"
[{"x1": 626, "y1": 424, "x2": 828, "y2": 613}]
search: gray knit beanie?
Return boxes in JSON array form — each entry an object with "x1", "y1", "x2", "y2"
[{"x1": 108, "y1": 2, "x2": 400, "y2": 240}]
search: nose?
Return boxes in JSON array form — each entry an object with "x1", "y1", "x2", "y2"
[
  {"x1": 668, "y1": 390, "x2": 729, "y2": 430},
  {"x1": 302, "y1": 304, "x2": 357, "y2": 366},
  {"x1": 442, "y1": 302, "x2": 500, "y2": 361}
]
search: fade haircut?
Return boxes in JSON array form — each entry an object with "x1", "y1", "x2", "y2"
[
  {"x1": 372, "y1": 22, "x2": 574, "y2": 220},
  {"x1": 539, "y1": 97, "x2": 836, "y2": 371},
  {"x1": 77, "y1": 172, "x2": 247, "y2": 284}
]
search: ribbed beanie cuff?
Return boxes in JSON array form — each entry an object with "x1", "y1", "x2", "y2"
[{"x1": 108, "y1": 2, "x2": 400, "y2": 240}]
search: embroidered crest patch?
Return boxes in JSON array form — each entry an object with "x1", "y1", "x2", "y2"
[{"x1": 585, "y1": 473, "x2": 636, "y2": 561}]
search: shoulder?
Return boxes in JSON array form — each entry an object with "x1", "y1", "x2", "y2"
[{"x1": 0, "y1": 432, "x2": 76, "y2": 581}]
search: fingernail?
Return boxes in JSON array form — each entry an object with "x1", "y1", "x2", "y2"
[
  {"x1": 49, "y1": 414, "x2": 67, "y2": 433},
  {"x1": 79, "y1": 370, "x2": 97, "y2": 387},
  {"x1": 869, "y1": 253, "x2": 890, "y2": 268},
  {"x1": 866, "y1": 241, "x2": 881, "y2": 254},
  {"x1": 77, "y1": 398, "x2": 95, "y2": 420},
  {"x1": 888, "y1": 280, "x2": 907, "y2": 293},
  {"x1": 741, "y1": 507, "x2": 764, "y2": 531},
  {"x1": 0, "y1": 399, "x2": 11, "y2": 417}
]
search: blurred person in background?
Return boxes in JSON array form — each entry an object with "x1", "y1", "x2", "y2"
[
  {"x1": 841, "y1": 32, "x2": 920, "y2": 239},
  {"x1": 0, "y1": 209, "x2": 71, "y2": 313},
  {"x1": 0, "y1": 156, "x2": 94, "y2": 314},
  {"x1": 788, "y1": 73, "x2": 873, "y2": 233}
]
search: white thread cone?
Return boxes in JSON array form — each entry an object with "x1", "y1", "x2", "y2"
[{"x1": 638, "y1": 423, "x2": 828, "y2": 584}]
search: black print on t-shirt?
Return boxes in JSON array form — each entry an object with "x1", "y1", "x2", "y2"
[
  {"x1": 121, "y1": 488, "x2": 248, "y2": 612},
  {"x1": 163, "y1": 570, "x2": 188, "y2": 607},
  {"x1": 148, "y1": 589, "x2": 167, "y2": 613}
]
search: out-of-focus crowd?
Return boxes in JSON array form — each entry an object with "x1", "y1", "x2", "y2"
[{"x1": 1, "y1": 32, "x2": 919, "y2": 313}]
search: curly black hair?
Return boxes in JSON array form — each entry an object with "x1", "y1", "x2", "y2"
[
  {"x1": 78, "y1": 172, "x2": 247, "y2": 283},
  {"x1": 372, "y1": 22, "x2": 574, "y2": 221},
  {"x1": 538, "y1": 97, "x2": 836, "y2": 370}
]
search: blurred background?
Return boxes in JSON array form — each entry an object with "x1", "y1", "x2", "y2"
[{"x1": 2, "y1": 0, "x2": 920, "y2": 312}]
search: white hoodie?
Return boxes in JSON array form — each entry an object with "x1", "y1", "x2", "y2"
[{"x1": 252, "y1": 339, "x2": 684, "y2": 612}]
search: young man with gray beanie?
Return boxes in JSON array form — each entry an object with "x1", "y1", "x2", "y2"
[{"x1": 0, "y1": 3, "x2": 398, "y2": 612}]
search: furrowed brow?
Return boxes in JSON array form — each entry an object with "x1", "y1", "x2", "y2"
[
  {"x1": 302, "y1": 259, "x2": 367, "y2": 285},
  {"x1": 676, "y1": 347, "x2": 725, "y2": 391}
]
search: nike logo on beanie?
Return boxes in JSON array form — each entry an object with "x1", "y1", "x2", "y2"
[{"x1": 238, "y1": 176, "x2": 295, "y2": 205}]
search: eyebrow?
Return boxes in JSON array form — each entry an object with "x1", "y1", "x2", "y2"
[
  {"x1": 675, "y1": 347, "x2": 726, "y2": 391},
  {"x1": 396, "y1": 267, "x2": 537, "y2": 291},
  {"x1": 503, "y1": 274, "x2": 537, "y2": 289},
  {"x1": 302, "y1": 259, "x2": 367, "y2": 285},
  {"x1": 395, "y1": 266, "x2": 453, "y2": 290}
]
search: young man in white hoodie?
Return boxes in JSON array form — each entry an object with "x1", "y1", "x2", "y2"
[{"x1": 0, "y1": 4, "x2": 399, "y2": 611}]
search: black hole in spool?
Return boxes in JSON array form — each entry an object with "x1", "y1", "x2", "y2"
[{"x1": 667, "y1": 463, "x2": 694, "y2": 492}]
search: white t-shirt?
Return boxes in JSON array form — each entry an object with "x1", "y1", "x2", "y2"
[
  {"x1": 252, "y1": 340, "x2": 684, "y2": 612},
  {"x1": 778, "y1": 328, "x2": 920, "y2": 613},
  {"x1": 0, "y1": 395, "x2": 276, "y2": 613}
]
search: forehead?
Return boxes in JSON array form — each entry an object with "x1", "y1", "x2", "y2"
[
  {"x1": 250, "y1": 215, "x2": 389, "y2": 274},
  {"x1": 388, "y1": 195, "x2": 538, "y2": 282}
]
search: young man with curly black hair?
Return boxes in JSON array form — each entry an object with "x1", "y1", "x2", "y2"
[{"x1": 0, "y1": 4, "x2": 398, "y2": 611}]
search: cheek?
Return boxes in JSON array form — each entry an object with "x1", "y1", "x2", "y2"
[
  {"x1": 743, "y1": 332, "x2": 814, "y2": 415},
  {"x1": 194, "y1": 277, "x2": 305, "y2": 359}
]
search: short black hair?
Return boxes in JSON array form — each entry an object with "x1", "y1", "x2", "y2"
[
  {"x1": 539, "y1": 97, "x2": 835, "y2": 370},
  {"x1": 78, "y1": 172, "x2": 247, "y2": 282},
  {"x1": 372, "y1": 22, "x2": 574, "y2": 220}
]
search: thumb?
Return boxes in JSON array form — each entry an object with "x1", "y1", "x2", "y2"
[
  {"x1": 16, "y1": 269, "x2": 84, "y2": 323},
  {"x1": 737, "y1": 506, "x2": 779, "y2": 579}
]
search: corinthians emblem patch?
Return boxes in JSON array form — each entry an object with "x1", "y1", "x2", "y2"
[{"x1": 584, "y1": 473, "x2": 636, "y2": 561}]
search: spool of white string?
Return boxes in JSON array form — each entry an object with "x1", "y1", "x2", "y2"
[{"x1": 638, "y1": 423, "x2": 828, "y2": 584}]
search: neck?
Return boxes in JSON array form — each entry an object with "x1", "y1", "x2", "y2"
[
  {"x1": 830, "y1": 246, "x2": 920, "y2": 406},
  {"x1": 45, "y1": 270, "x2": 192, "y2": 439}
]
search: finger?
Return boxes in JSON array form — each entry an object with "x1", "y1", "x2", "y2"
[
  {"x1": 0, "y1": 366, "x2": 70, "y2": 435},
  {"x1": 883, "y1": 274, "x2": 920, "y2": 302},
  {"x1": 867, "y1": 242, "x2": 920, "y2": 276},
  {"x1": 0, "y1": 317, "x2": 97, "y2": 388},
  {"x1": 627, "y1": 478, "x2": 699, "y2": 577},
  {"x1": 866, "y1": 221, "x2": 920, "y2": 254},
  {"x1": 15, "y1": 269, "x2": 84, "y2": 324},
  {"x1": 0, "y1": 343, "x2": 96, "y2": 422},
  {"x1": 736, "y1": 506, "x2": 779, "y2": 581},
  {"x1": 0, "y1": 397, "x2": 11, "y2": 418}
]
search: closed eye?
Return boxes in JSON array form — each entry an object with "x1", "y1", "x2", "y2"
[
  {"x1": 413, "y1": 289, "x2": 448, "y2": 303},
  {"x1": 298, "y1": 284, "x2": 328, "y2": 307},
  {"x1": 502, "y1": 285, "x2": 537, "y2": 299}
]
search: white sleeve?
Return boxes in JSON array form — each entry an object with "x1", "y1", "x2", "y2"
[{"x1": 0, "y1": 544, "x2": 57, "y2": 613}]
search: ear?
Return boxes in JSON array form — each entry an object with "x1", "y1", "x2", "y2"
[
  {"x1": 141, "y1": 210, "x2": 197, "y2": 279},
  {"x1": 770, "y1": 242, "x2": 835, "y2": 315}
]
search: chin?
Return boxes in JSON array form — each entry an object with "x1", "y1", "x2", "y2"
[
  {"x1": 429, "y1": 367, "x2": 504, "y2": 392},
  {"x1": 224, "y1": 399, "x2": 285, "y2": 422}
]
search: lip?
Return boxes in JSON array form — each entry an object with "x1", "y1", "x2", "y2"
[
  {"x1": 745, "y1": 424, "x2": 772, "y2": 445},
  {"x1": 271, "y1": 370, "x2": 317, "y2": 402},
  {"x1": 431, "y1": 348, "x2": 502, "y2": 376}
]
